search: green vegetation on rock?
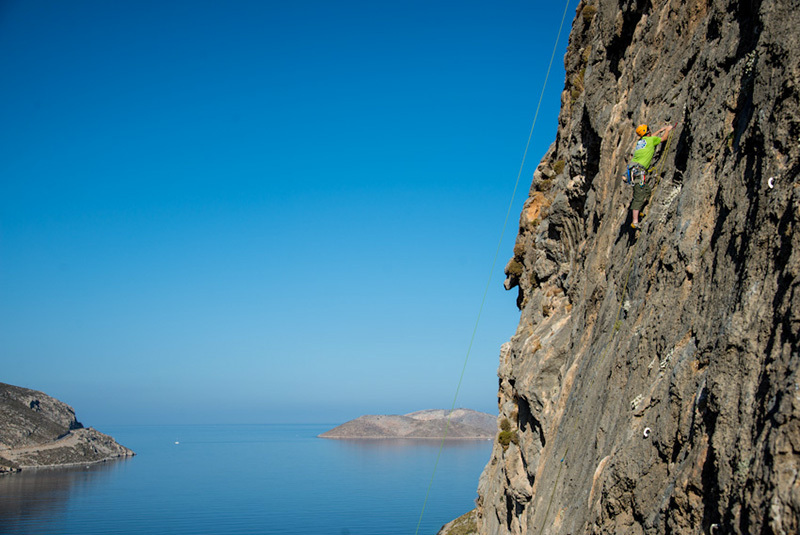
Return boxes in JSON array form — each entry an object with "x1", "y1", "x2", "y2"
[{"x1": 498, "y1": 418, "x2": 519, "y2": 449}]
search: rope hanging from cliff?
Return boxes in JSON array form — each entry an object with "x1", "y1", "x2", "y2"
[{"x1": 412, "y1": 2, "x2": 574, "y2": 534}]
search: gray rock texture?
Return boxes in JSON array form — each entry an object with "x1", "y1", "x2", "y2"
[
  {"x1": 318, "y1": 409, "x2": 496, "y2": 439},
  {"x1": 0, "y1": 382, "x2": 134, "y2": 472},
  {"x1": 475, "y1": 1, "x2": 800, "y2": 534}
]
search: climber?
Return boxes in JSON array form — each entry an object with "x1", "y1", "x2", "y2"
[{"x1": 627, "y1": 123, "x2": 675, "y2": 229}]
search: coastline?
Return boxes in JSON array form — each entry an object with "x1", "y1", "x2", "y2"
[{"x1": 0, "y1": 427, "x2": 134, "y2": 474}]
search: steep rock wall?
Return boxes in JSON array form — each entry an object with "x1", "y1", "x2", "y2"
[{"x1": 477, "y1": 1, "x2": 799, "y2": 533}]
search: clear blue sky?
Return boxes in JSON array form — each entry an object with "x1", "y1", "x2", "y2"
[{"x1": 1, "y1": 0, "x2": 575, "y2": 425}]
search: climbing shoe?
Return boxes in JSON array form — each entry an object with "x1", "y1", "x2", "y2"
[{"x1": 631, "y1": 222, "x2": 640, "y2": 230}]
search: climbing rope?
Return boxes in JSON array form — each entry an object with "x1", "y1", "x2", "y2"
[
  {"x1": 646, "y1": 124, "x2": 679, "y2": 201},
  {"x1": 412, "y1": 2, "x2": 573, "y2": 534}
]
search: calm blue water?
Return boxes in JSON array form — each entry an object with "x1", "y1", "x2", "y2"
[{"x1": 0, "y1": 425, "x2": 492, "y2": 534}]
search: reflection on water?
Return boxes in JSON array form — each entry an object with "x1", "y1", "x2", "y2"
[
  {"x1": 331, "y1": 438, "x2": 492, "y2": 447},
  {"x1": 0, "y1": 426, "x2": 490, "y2": 535},
  {"x1": 0, "y1": 460, "x2": 130, "y2": 533},
  {"x1": 328, "y1": 437, "x2": 492, "y2": 454}
]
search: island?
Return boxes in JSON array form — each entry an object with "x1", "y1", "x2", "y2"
[
  {"x1": 318, "y1": 409, "x2": 496, "y2": 439},
  {"x1": 0, "y1": 382, "x2": 134, "y2": 473}
]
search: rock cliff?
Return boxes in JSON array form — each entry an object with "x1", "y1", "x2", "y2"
[
  {"x1": 0, "y1": 382, "x2": 134, "y2": 472},
  {"x1": 319, "y1": 409, "x2": 495, "y2": 439},
  {"x1": 471, "y1": 1, "x2": 799, "y2": 534}
]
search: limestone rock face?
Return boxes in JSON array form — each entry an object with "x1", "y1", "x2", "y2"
[
  {"x1": 318, "y1": 409, "x2": 496, "y2": 439},
  {"x1": 0, "y1": 382, "x2": 134, "y2": 471},
  {"x1": 477, "y1": 1, "x2": 800, "y2": 534}
]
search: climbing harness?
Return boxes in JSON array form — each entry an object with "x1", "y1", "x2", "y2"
[{"x1": 626, "y1": 163, "x2": 648, "y2": 186}]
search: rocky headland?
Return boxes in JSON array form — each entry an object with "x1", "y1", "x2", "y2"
[
  {"x1": 441, "y1": 0, "x2": 799, "y2": 533},
  {"x1": 318, "y1": 409, "x2": 496, "y2": 439},
  {"x1": 0, "y1": 382, "x2": 134, "y2": 473}
]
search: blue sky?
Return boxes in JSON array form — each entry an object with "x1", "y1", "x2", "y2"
[{"x1": 1, "y1": 0, "x2": 575, "y2": 425}]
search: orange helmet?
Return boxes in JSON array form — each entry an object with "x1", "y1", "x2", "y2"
[{"x1": 635, "y1": 124, "x2": 648, "y2": 137}]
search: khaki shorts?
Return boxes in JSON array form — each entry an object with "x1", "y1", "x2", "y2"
[{"x1": 631, "y1": 181, "x2": 652, "y2": 211}]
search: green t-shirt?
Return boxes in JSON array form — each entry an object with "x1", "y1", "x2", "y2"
[{"x1": 631, "y1": 136, "x2": 662, "y2": 169}]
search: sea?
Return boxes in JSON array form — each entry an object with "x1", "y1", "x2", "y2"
[{"x1": 0, "y1": 424, "x2": 493, "y2": 535}]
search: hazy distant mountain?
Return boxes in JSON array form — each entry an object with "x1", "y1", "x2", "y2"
[
  {"x1": 0, "y1": 382, "x2": 134, "y2": 473},
  {"x1": 318, "y1": 409, "x2": 496, "y2": 439}
]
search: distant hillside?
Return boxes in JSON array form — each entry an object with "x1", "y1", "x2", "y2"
[
  {"x1": 318, "y1": 409, "x2": 496, "y2": 439},
  {"x1": 0, "y1": 382, "x2": 134, "y2": 473}
]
